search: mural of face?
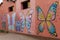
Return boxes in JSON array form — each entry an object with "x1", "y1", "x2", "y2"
[
  {"x1": 20, "y1": 9, "x2": 33, "y2": 33},
  {"x1": 36, "y1": 1, "x2": 58, "y2": 37}
]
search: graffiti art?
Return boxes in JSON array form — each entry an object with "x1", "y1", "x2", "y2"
[
  {"x1": 16, "y1": 21, "x2": 21, "y2": 32},
  {"x1": 7, "y1": 13, "x2": 16, "y2": 31},
  {"x1": 20, "y1": 9, "x2": 33, "y2": 33},
  {"x1": 2, "y1": 14, "x2": 6, "y2": 29},
  {"x1": 36, "y1": 1, "x2": 58, "y2": 37},
  {"x1": 15, "y1": 15, "x2": 21, "y2": 32}
]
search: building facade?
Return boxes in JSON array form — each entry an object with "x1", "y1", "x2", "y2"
[{"x1": 0, "y1": 0, "x2": 60, "y2": 39}]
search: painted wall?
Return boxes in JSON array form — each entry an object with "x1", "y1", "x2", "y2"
[
  {"x1": 35, "y1": 0, "x2": 60, "y2": 39},
  {"x1": 0, "y1": 0, "x2": 16, "y2": 31},
  {"x1": 0, "y1": 0, "x2": 60, "y2": 39},
  {"x1": 0, "y1": 0, "x2": 37, "y2": 35},
  {"x1": 15, "y1": 0, "x2": 37, "y2": 35}
]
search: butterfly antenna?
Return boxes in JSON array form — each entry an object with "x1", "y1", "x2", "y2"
[{"x1": 52, "y1": 33, "x2": 57, "y2": 37}]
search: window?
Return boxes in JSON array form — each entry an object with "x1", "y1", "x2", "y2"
[
  {"x1": 10, "y1": 0, "x2": 12, "y2": 1},
  {"x1": 12, "y1": 0, "x2": 16, "y2": 3},
  {"x1": 9, "y1": 6, "x2": 14, "y2": 12},
  {"x1": 7, "y1": 0, "x2": 16, "y2": 2},
  {"x1": 10, "y1": 0, "x2": 16, "y2": 1},
  {"x1": 27, "y1": 0, "x2": 30, "y2": 2},
  {"x1": 21, "y1": 0, "x2": 30, "y2": 9},
  {"x1": 7, "y1": 0, "x2": 8, "y2": 1}
]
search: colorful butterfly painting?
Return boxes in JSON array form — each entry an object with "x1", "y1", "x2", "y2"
[
  {"x1": 2, "y1": 14, "x2": 6, "y2": 29},
  {"x1": 36, "y1": 1, "x2": 58, "y2": 37},
  {"x1": 20, "y1": 9, "x2": 33, "y2": 33},
  {"x1": 15, "y1": 15, "x2": 21, "y2": 32},
  {"x1": 7, "y1": 13, "x2": 16, "y2": 31}
]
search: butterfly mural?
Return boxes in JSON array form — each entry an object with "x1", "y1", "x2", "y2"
[
  {"x1": 20, "y1": 9, "x2": 33, "y2": 33},
  {"x1": 36, "y1": 1, "x2": 58, "y2": 37},
  {"x1": 2, "y1": 14, "x2": 6, "y2": 29},
  {"x1": 15, "y1": 15, "x2": 21, "y2": 32},
  {"x1": 7, "y1": 13, "x2": 16, "y2": 31}
]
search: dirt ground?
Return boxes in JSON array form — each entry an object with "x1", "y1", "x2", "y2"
[{"x1": 0, "y1": 33, "x2": 59, "y2": 40}]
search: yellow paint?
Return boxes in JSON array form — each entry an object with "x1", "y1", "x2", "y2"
[
  {"x1": 28, "y1": 2, "x2": 30, "y2": 7},
  {"x1": 41, "y1": 22, "x2": 45, "y2": 26},
  {"x1": 47, "y1": 13, "x2": 52, "y2": 20},
  {"x1": 47, "y1": 21, "x2": 51, "y2": 27},
  {"x1": 38, "y1": 13, "x2": 45, "y2": 19}
]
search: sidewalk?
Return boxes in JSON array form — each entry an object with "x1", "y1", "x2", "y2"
[{"x1": 0, "y1": 33, "x2": 59, "y2": 40}]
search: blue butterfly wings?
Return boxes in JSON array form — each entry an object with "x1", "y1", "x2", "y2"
[
  {"x1": 47, "y1": 21, "x2": 57, "y2": 37},
  {"x1": 20, "y1": 9, "x2": 33, "y2": 33},
  {"x1": 38, "y1": 21, "x2": 45, "y2": 32},
  {"x1": 47, "y1": 1, "x2": 58, "y2": 37},
  {"x1": 50, "y1": 1, "x2": 58, "y2": 14},
  {"x1": 26, "y1": 16, "x2": 32, "y2": 33},
  {"x1": 16, "y1": 21, "x2": 21, "y2": 31},
  {"x1": 37, "y1": 6, "x2": 42, "y2": 13},
  {"x1": 37, "y1": 1, "x2": 58, "y2": 37}
]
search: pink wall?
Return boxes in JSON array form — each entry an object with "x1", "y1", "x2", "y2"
[
  {"x1": 0, "y1": 0, "x2": 60, "y2": 39},
  {"x1": 15, "y1": 0, "x2": 37, "y2": 35},
  {"x1": 0, "y1": 0, "x2": 16, "y2": 31},
  {"x1": 0, "y1": 0, "x2": 37, "y2": 35},
  {"x1": 35, "y1": 0, "x2": 60, "y2": 39}
]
